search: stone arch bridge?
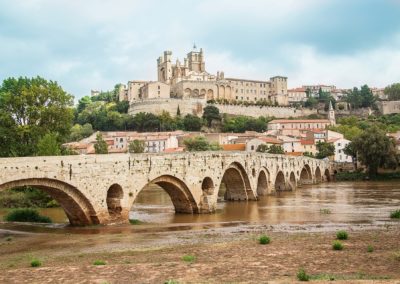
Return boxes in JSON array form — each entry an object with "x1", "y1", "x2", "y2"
[{"x1": 0, "y1": 152, "x2": 331, "y2": 226}]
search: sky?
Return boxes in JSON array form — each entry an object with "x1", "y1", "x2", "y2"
[{"x1": 1, "y1": 0, "x2": 400, "y2": 100}]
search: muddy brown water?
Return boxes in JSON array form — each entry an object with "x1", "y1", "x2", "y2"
[{"x1": 0, "y1": 181, "x2": 399, "y2": 234}]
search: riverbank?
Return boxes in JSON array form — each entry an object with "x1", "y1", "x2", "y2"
[
  {"x1": 335, "y1": 171, "x2": 400, "y2": 181},
  {"x1": 0, "y1": 222, "x2": 399, "y2": 283}
]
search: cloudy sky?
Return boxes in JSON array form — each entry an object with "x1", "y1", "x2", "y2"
[{"x1": 1, "y1": 0, "x2": 400, "y2": 99}]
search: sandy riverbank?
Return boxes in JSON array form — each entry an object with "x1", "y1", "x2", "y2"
[{"x1": 0, "y1": 222, "x2": 399, "y2": 283}]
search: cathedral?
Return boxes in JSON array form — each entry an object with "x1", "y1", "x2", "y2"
[{"x1": 119, "y1": 46, "x2": 289, "y2": 106}]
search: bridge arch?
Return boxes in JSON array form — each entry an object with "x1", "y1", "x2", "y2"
[
  {"x1": 289, "y1": 172, "x2": 296, "y2": 191},
  {"x1": 324, "y1": 169, "x2": 331, "y2": 182},
  {"x1": 315, "y1": 166, "x2": 322, "y2": 183},
  {"x1": 137, "y1": 175, "x2": 198, "y2": 214},
  {"x1": 107, "y1": 184, "x2": 123, "y2": 219},
  {"x1": 256, "y1": 168, "x2": 270, "y2": 196},
  {"x1": 219, "y1": 162, "x2": 253, "y2": 201},
  {"x1": 274, "y1": 171, "x2": 286, "y2": 191},
  {"x1": 299, "y1": 164, "x2": 313, "y2": 185},
  {"x1": 0, "y1": 178, "x2": 99, "y2": 226}
]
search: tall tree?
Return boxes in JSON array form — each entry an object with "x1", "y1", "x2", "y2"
[
  {"x1": 129, "y1": 139, "x2": 145, "y2": 153},
  {"x1": 384, "y1": 83, "x2": 400, "y2": 101},
  {"x1": 350, "y1": 125, "x2": 398, "y2": 176},
  {"x1": 316, "y1": 141, "x2": 335, "y2": 159},
  {"x1": 183, "y1": 114, "x2": 202, "y2": 131},
  {"x1": 36, "y1": 133, "x2": 61, "y2": 156},
  {"x1": 94, "y1": 133, "x2": 108, "y2": 154},
  {"x1": 0, "y1": 76, "x2": 74, "y2": 157},
  {"x1": 202, "y1": 105, "x2": 221, "y2": 127}
]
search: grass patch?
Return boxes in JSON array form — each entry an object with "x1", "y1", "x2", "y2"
[
  {"x1": 5, "y1": 237, "x2": 12, "y2": 242},
  {"x1": 258, "y1": 234, "x2": 271, "y2": 245},
  {"x1": 367, "y1": 245, "x2": 374, "y2": 253},
  {"x1": 319, "y1": 208, "x2": 331, "y2": 214},
  {"x1": 4, "y1": 208, "x2": 52, "y2": 223},
  {"x1": 30, "y1": 259, "x2": 42, "y2": 267},
  {"x1": 93, "y1": 260, "x2": 106, "y2": 265},
  {"x1": 129, "y1": 219, "x2": 142, "y2": 225},
  {"x1": 182, "y1": 255, "x2": 195, "y2": 263},
  {"x1": 309, "y1": 273, "x2": 390, "y2": 281},
  {"x1": 336, "y1": 230, "x2": 348, "y2": 240},
  {"x1": 394, "y1": 251, "x2": 400, "y2": 261},
  {"x1": 332, "y1": 240, "x2": 344, "y2": 250},
  {"x1": 390, "y1": 209, "x2": 400, "y2": 219},
  {"x1": 164, "y1": 280, "x2": 179, "y2": 284},
  {"x1": 297, "y1": 268, "x2": 310, "y2": 281}
]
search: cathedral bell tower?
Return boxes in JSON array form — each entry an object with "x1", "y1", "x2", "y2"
[{"x1": 328, "y1": 100, "x2": 336, "y2": 125}]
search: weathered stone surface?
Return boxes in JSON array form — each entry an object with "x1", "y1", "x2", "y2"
[{"x1": 0, "y1": 152, "x2": 331, "y2": 225}]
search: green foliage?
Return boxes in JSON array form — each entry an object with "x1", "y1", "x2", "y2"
[
  {"x1": 94, "y1": 133, "x2": 108, "y2": 154},
  {"x1": 222, "y1": 116, "x2": 272, "y2": 133},
  {"x1": 257, "y1": 144, "x2": 284, "y2": 154},
  {"x1": 256, "y1": 144, "x2": 269, "y2": 153},
  {"x1": 297, "y1": 268, "x2": 310, "y2": 281},
  {"x1": 0, "y1": 76, "x2": 74, "y2": 157},
  {"x1": 0, "y1": 187, "x2": 58, "y2": 208},
  {"x1": 304, "y1": 97, "x2": 318, "y2": 109},
  {"x1": 316, "y1": 141, "x2": 335, "y2": 159},
  {"x1": 332, "y1": 240, "x2": 344, "y2": 250},
  {"x1": 350, "y1": 125, "x2": 399, "y2": 176},
  {"x1": 384, "y1": 83, "x2": 400, "y2": 101},
  {"x1": 182, "y1": 255, "x2": 195, "y2": 262},
  {"x1": 319, "y1": 208, "x2": 331, "y2": 214},
  {"x1": 30, "y1": 259, "x2": 42, "y2": 267},
  {"x1": 390, "y1": 209, "x2": 400, "y2": 219},
  {"x1": 183, "y1": 114, "x2": 202, "y2": 131},
  {"x1": 336, "y1": 230, "x2": 348, "y2": 240},
  {"x1": 128, "y1": 139, "x2": 145, "y2": 153},
  {"x1": 258, "y1": 234, "x2": 270, "y2": 245},
  {"x1": 268, "y1": 145, "x2": 285, "y2": 154},
  {"x1": 184, "y1": 136, "x2": 221, "y2": 151},
  {"x1": 367, "y1": 245, "x2": 374, "y2": 253},
  {"x1": 93, "y1": 260, "x2": 106, "y2": 265},
  {"x1": 202, "y1": 105, "x2": 221, "y2": 127},
  {"x1": 303, "y1": 151, "x2": 315, "y2": 158},
  {"x1": 4, "y1": 208, "x2": 52, "y2": 223},
  {"x1": 129, "y1": 219, "x2": 142, "y2": 225},
  {"x1": 345, "y1": 85, "x2": 376, "y2": 109},
  {"x1": 69, "y1": 123, "x2": 94, "y2": 141},
  {"x1": 36, "y1": 133, "x2": 61, "y2": 156}
]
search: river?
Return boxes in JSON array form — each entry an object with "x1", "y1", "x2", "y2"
[{"x1": 0, "y1": 181, "x2": 399, "y2": 233}]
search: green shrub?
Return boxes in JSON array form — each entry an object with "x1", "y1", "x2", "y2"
[
  {"x1": 129, "y1": 219, "x2": 142, "y2": 225},
  {"x1": 319, "y1": 208, "x2": 331, "y2": 214},
  {"x1": 258, "y1": 234, "x2": 271, "y2": 245},
  {"x1": 367, "y1": 245, "x2": 374, "y2": 253},
  {"x1": 182, "y1": 255, "x2": 195, "y2": 262},
  {"x1": 164, "y1": 280, "x2": 179, "y2": 284},
  {"x1": 332, "y1": 241, "x2": 344, "y2": 250},
  {"x1": 93, "y1": 260, "x2": 106, "y2": 265},
  {"x1": 30, "y1": 259, "x2": 42, "y2": 267},
  {"x1": 4, "y1": 208, "x2": 52, "y2": 223},
  {"x1": 336, "y1": 230, "x2": 348, "y2": 240},
  {"x1": 390, "y1": 210, "x2": 400, "y2": 219},
  {"x1": 297, "y1": 268, "x2": 310, "y2": 281}
]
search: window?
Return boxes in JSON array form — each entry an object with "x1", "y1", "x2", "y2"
[
  {"x1": 338, "y1": 143, "x2": 341, "y2": 146},
  {"x1": 158, "y1": 85, "x2": 160, "y2": 90},
  {"x1": 236, "y1": 96, "x2": 238, "y2": 99},
  {"x1": 251, "y1": 145, "x2": 254, "y2": 150}
]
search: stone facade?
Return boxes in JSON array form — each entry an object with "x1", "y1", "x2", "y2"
[
  {"x1": 376, "y1": 101, "x2": 400, "y2": 115},
  {"x1": 0, "y1": 152, "x2": 331, "y2": 226},
  {"x1": 128, "y1": 98, "x2": 316, "y2": 118},
  {"x1": 120, "y1": 46, "x2": 292, "y2": 116}
]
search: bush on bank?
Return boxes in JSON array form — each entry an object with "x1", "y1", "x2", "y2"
[
  {"x1": 4, "y1": 208, "x2": 52, "y2": 223},
  {"x1": 335, "y1": 171, "x2": 400, "y2": 181}
]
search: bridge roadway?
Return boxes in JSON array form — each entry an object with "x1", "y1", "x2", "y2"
[{"x1": 0, "y1": 152, "x2": 331, "y2": 226}]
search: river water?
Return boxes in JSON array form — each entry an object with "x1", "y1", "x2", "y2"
[{"x1": 0, "y1": 181, "x2": 399, "y2": 233}]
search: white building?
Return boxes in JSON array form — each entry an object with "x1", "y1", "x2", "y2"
[{"x1": 330, "y1": 137, "x2": 352, "y2": 163}]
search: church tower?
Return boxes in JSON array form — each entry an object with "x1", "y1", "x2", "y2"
[
  {"x1": 186, "y1": 45, "x2": 205, "y2": 72},
  {"x1": 328, "y1": 100, "x2": 336, "y2": 125}
]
